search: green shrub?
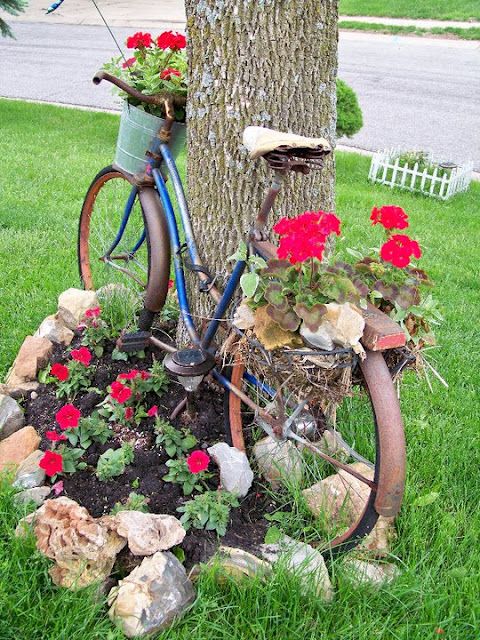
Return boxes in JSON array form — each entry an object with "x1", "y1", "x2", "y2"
[{"x1": 336, "y1": 78, "x2": 363, "y2": 138}]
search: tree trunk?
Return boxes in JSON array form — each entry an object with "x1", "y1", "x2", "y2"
[{"x1": 182, "y1": 0, "x2": 338, "y2": 338}]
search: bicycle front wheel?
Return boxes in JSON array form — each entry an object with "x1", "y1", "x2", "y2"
[{"x1": 78, "y1": 166, "x2": 171, "y2": 329}]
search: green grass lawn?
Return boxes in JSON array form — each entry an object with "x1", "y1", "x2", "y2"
[
  {"x1": 339, "y1": 0, "x2": 480, "y2": 21},
  {"x1": 339, "y1": 20, "x2": 480, "y2": 40},
  {"x1": 1, "y1": 99, "x2": 479, "y2": 639}
]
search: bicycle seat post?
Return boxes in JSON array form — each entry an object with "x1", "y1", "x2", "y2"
[{"x1": 249, "y1": 170, "x2": 286, "y2": 242}]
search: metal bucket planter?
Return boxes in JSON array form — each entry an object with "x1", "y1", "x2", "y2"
[{"x1": 114, "y1": 101, "x2": 186, "y2": 175}]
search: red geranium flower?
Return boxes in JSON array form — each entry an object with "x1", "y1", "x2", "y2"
[
  {"x1": 371, "y1": 205, "x2": 409, "y2": 230},
  {"x1": 122, "y1": 57, "x2": 136, "y2": 69},
  {"x1": 186, "y1": 450, "x2": 210, "y2": 474},
  {"x1": 85, "y1": 306, "x2": 101, "y2": 318},
  {"x1": 70, "y1": 347, "x2": 92, "y2": 367},
  {"x1": 380, "y1": 234, "x2": 422, "y2": 268},
  {"x1": 147, "y1": 405, "x2": 158, "y2": 417},
  {"x1": 160, "y1": 67, "x2": 182, "y2": 81},
  {"x1": 273, "y1": 211, "x2": 341, "y2": 264},
  {"x1": 126, "y1": 32, "x2": 152, "y2": 49},
  {"x1": 56, "y1": 404, "x2": 81, "y2": 430},
  {"x1": 46, "y1": 430, "x2": 67, "y2": 442},
  {"x1": 124, "y1": 407, "x2": 134, "y2": 421},
  {"x1": 39, "y1": 450, "x2": 63, "y2": 477},
  {"x1": 51, "y1": 362, "x2": 69, "y2": 382},
  {"x1": 118, "y1": 369, "x2": 140, "y2": 381},
  {"x1": 110, "y1": 381, "x2": 132, "y2": 404},
  {"x1": 156, "y1": 31, "x2": 186, "y2": 50},
  {"x1": 140, "y1": 370, "x2": 151, "y2": 380}
]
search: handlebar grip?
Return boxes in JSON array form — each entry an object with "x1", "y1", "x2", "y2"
[{"x1": 92, "y1": 70, "x2": 187, "y2": 108}]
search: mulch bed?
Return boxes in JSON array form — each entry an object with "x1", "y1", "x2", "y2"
[{"x1": 23, "y1": 334, "x2": 273, "y2": 567}]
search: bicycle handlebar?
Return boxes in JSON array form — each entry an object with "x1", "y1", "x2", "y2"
[{"x1": 93, "y1": 71, "x2": 187, "y2": 108}]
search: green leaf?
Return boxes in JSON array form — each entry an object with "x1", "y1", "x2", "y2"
[
  {"x1": 111, "y1": 348, "x2": 128, "y2": 361},
  {"x1": 413, "y1": 491, "x2": 440, "y2": 507},
  {"x1": 94, "y1": 345, "x2": 104, "y2": 358},
  {"x1": 240, "y1": 272, "x2": 260, "y2": 299},
  {"x1": 264, "y1": 526, "x2": 282, "y2": 544},
  {"x1": 171, "y1": 546, "x2": 186, "y2": 563}
]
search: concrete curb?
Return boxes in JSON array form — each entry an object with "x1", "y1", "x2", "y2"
[{"x1": 339, "y1": 15, "x2": 480, "y2": 30}]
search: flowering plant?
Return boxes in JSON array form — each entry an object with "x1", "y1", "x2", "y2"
[
  {"x1": 177, "y1": 490, "x2": 239, "y2": 536},
  {"x1": 79, "y1": 306, "x2": 114, "y2": 357},
  {"x1": 45, "y1": 347, "x2": 95, "y2": 400},
  {"x1": 163, "y1": 454, "x2": 211, "y2": 496},
  {"x1": 154, "y1": 417, "x2": 197, "y2": 458},
  {"x1": 103, "y1": 30, "x2": 187, "y2": 121}
]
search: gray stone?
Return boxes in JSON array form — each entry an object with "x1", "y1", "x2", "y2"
[
  {"x1": 108, "y1": 552, "x2": 196, "y2": 637},
  {"x1": 113, "y1": 511, "x2": 186, "y2": 556},
  {"x1": 343, "y1": 558, "x2": 401, "y2": 587},
  {"x1": 57, "y1": 288, "x2": 98, "y2": 330},
  {"x1": 12, "y1": 450, "x2": 46, "y2": 489},
  {"x1": 207, "y1": 442, "x2": 254, "y2": 497},
  {"x1": 253, "y1": 436, "x2": 303, "y2": 488},
  {"x1": 260, "y1": 535, "x2": 334, "y2": 602},
  {"x1": 14, "y1": 486, "x2": 51, "y2": 507},
  {"x1": 209, "y1": 546, "x2": 271, "y2": 580},
  {"x1": 34, "y1": 314, "x2": 74, "y2": 345},
  {"x1": 0, "y1": 394, "x2": 25, "y2": 440}
]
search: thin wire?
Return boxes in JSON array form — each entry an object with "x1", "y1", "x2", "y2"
[{"x1": 90, "y1": 0, "x2": 129, "y2": 68}]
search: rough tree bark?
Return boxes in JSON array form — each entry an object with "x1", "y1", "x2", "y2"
[{"x1": 183, "y1": 0, "x2": 338, "y2": 334}]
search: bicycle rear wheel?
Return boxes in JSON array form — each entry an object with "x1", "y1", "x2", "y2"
[
  {"x1": 224, "y1": 350, "x2": 405, "y2": 557},
  {"x1": 78, "y1": 166, "x2": 171, "y2": 330}
]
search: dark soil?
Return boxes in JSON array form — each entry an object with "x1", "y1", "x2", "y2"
[{"x1": 23, "y1": 333, "x2": 271, "y2": 566}]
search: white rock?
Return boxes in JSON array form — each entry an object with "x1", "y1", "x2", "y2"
[
  {"x1": 207, "y1": 442, "x2": 253, "y2": 498},
  {"x1": 14, "y1": 486, "x2": 51, "y2": 507},
  {"x1": 57, "y1": 288, "x2": 98, "y2": 330},
  {"x1": 12, "y1": 449, "x2": 46, "y2": 489},
  {"x1": 108, "y1": 552, "x2": 195, "y2": 637},
  {"x1": 260, "y1": 535, "x2": 334, "y2": 601},
  {"x1": 114, "y1": 511, "x2": 186, "y2": 556},
  {"x1": 300, "y1": 303, "x2": 366, "y2": 357},
  {"x1": 34, "y1": 314, "x2": 74, "y2": 346},
  {"x1": 0, "y1": 394, "x2": 25, "y2": 440},
  {"x1": 300, "y1": 323, "x2": 334, "y2": 350},
  {"x1": 343, "y1": 558, "x2": 401, "y2": 587},
  {"x1": 253, "y1": 436, "x2": 303, "y2": 488},
  {"x1": 210, "y1": 546, "x2": 272, "y2": 580}
]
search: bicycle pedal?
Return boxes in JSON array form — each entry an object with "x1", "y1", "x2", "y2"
[{"x1": 117, "y1": 331, "x2": 151, "y2": 352}]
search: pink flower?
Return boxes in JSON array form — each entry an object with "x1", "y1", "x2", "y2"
[
  {"x1": 85, "y1": 307, "x2": 101, "y2": 318},
  {"x1": 147, "y1": 405, "x2": 158, "y2": 417},
  {"x1": 70, "y1": 347, "x2": 92, "y2": 367},
  {"x1": 56, "y1": 404, "x2": 81, "y2": 430},
  {"x1": 52, "y1": 480, "x2": 64, "y2": 496},
  {"x1": 186, "y1": 450, "x2": 210, "y2": 474},
  {"x1": 46, "y1": 430, "x2": 67, "y2": 442}
]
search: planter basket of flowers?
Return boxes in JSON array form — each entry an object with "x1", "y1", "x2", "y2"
[{"x1": 104, "y1": 30, "x2": 188, "y2": 175}]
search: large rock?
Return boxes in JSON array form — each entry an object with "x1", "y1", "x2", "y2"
[
  {"x1": 207, "y1": 442, "x2": 253, "y2": 497},
  {"x1": 0, "y1": 381, "x2": 39, "y2": 400},
  {"x1": 33, "y1": 497, "x2": 126, "y2": 589},
  {"x1": 253, "y1": 436, "x2": 303, "y2": 488},
  {"x1": 0, "y1": 426, "x2": 41, "y2": 473},
  {"x1": 260, "y1": 535, "x2": 334, "y2": 602},
  {"x1": 14, "y1": 486, "x2": 51, "y2": 507},
  {"x1": 57, "y1": 288, "x2": 99, "y2": 330},
  {"x1": 6, "y1": 336, "x2": 53, "y2": 386},
  {"x1": 113, "y1": 511, "x2": 186, "y2": 556},
  {"x1": 302, "y1": 462, "x2": 395, "y2": 555},
  {"x1": 12, "y1": 450, "x2": 46, "y2": 489},
  {"x1": 343, "y1": 558, "x2": 401, "y2": 587},
  {"x1": 34, "y1": 314, "x2": 74, "y2": 346},
  {"x1": 108, "y1": 552, "x2": 196, "y2": 637},
  {"x1": 0, "y1": 394, "x2": 25, "y2": 440}
]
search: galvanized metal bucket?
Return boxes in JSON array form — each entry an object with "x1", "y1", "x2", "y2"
[{"x1": 114, "y1": 101, "x2": 186, "y2": 175}]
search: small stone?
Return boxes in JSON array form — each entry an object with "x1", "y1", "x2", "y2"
[
  {"x1": 302, "y1": 462, "x2": 395, "y2": 555},
  {"x1": 0, "y1": 427, "x2": 41, "y2": 473},
  {"x1": 260, "y1": 535, "x2": 334, "y2": 602},
  {"x1": 343, "y1": 558, "x2": 401, "y2": 587},
  {"x1": 108, "y1": 552, "x2": 195, "y2": 637},
  {"x1": 207, "y1": 442, "x2": 254, "y2": 497},
  {"x1": 112, "y1": 511, "x2": 186, "y2": 556},
  {"x1": 6, "y1": 336, "x2": 53, "y2": 386},
  {"x1": 12, "y1": 450, "x2": 46, "y2": 489},
  {"x1": 57, "y1": 288, "x2": 99, "y2": 330},
  {"x1": 0, "y1": 393, "x2": 25, "y2": 440},
  {"x1": 34, "y1": 314, "x2": 74, "y2": 346},
  {"x1": 210, "y1": 546, "x2": 271, "y2": 581},
  {"x1": 31, "y1": 391, "x2": 38, "y2": 400},
  {"x1": 253, "y1": 436, "x2": 303, "y2": 488},
  {"x1": 14, "y1": 486, "x2": 51, "y2": 507}
]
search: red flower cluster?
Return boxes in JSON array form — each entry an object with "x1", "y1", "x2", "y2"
[
  {"x1": 71, "y1": 347, "x2": 92, "y2": 367},
  {"x1": 156, "y1": 31, "x2": 186, "y2": 50},
  {"x1": 380, "y1": 234, "x2": 422, "y2": 268},
  {"x1": 85, "y1": 306, "x2": 101, "y2": 319},
  {"x1": 46, "y1": 430, "x2": 67, "y2": 442},
  {"x1": 118, "y1": 369, "x2": 151, "y2": 381},
  {"x1": 371, "y1": 205, "x2": 409, "y2": 230},
  {"x1": 51, "y1": 362, "x2": 69, "y2": 382},
  {"x1": 273, "y1": 211, "x2": 341, "y2": 264},
  {"x1": 39, "y1": 450, "x2": 63, "y2": 477},
  {"x1": 186, "y1": 450, "x2": 210, "y2": 474},
  {"x1": 110, "y1": 381, "x2": 132, "y2": 404},
  {"x1": 56, "y1": 404, "x2": 81, "y2": 430},
  {"x1": 122, "y1": 57, "x2": 136, "y2": 69},
  {"x1": 160, "y1": 67, "x2": 182, "y2": 81},
  {"x1": 126, "y1": 32, "x2": 153, "y2": 49}
]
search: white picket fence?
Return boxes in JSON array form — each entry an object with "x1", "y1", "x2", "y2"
[{"x1": 368, "y1": 150, "x2": 473, "y2": 200}]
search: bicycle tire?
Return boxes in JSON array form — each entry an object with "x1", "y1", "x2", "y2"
[{"x1": 78, "y1": 166, "x2": 171, "y2": 330}]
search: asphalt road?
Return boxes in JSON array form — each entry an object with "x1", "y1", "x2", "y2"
[{"x1": 1, "y1": 23, "x2": 479, "y2": 169}]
